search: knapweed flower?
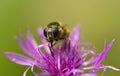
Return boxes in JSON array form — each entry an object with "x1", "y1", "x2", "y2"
[{"x1": 4, "y1": 25, "x2": 120, "y2": 76}]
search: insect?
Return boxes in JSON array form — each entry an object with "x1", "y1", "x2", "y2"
[{"x1": 43, "y1": 22, "x2": 69, "y2": 47}]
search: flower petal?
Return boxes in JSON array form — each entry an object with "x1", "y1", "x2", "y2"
[
  {"x1": 37, "y1": 28, "x2": 46, "y2": 43},
  {"x1": 26, "y1": 30, "x2": 42, "y2": 59},
  {"x1": 27, "y1": 29, "x2": 38, "y2": 50},
  {"x1": 15, "y1": 31, "x2": 41, "y2": 60},
  {"x1": 105, "y1": 66, "x2": 120, "y2": 71},
  {"x1": 94, "y1": 39, "x2": 115, "y2": 66},
  {"x1": 23, "y1": 66, "x2": 31, "y2": 76},
  {"x1": 70, "y1": 25, "x2": 80, "y2": 47},
  {"x1": 37, "y1": 28, "x2": 51, "y2": 54},
  {"x1": 4, "y1": 52, "x2": 34, "y2": 66},
  {"x1": 81, "y1": 73, "x2": 97, "y2": 76},
  {"x1": 14, "y1": 34, "x2": 36, "y2": 59}
]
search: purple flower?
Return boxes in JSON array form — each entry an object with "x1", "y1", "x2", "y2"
[{"x1": 4, "y1": 26, "x2": 120, "y2": 76}]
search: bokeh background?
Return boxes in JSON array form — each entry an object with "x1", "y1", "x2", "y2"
[{"x1": 0, "y1": 0, "x2": 120, "y2": 76}]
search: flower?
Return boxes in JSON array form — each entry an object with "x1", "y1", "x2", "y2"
[{"x1": 4, "y1": 25, "x2": 120, "y2": 76}]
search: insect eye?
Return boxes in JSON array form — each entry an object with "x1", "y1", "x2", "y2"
[
  {"x1": 43, "y1": 28, "x2": 47, "y2": 37},
  {"x1": 52, "y1": 27, "x2": 59, "y2": 38}
]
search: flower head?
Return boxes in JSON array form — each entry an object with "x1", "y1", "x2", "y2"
[{"x1": 4, "y1": 25, "x2": 120, "y2": 76}]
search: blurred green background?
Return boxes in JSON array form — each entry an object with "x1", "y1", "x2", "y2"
[{"x1": 0, "y1": 0, "x2": 120, "y2": 76}]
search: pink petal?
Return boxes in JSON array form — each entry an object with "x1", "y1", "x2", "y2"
[
  {"x1": 4, "y1": 52, "x2": 34, "y2": 66},
  {"x1": 70, "y1": 25, "x2": 80, "y2": 47},
  {"x1": 37, "y1": 28, "x2": 51, "y2": 54},
  {"x1": 23, "y1": 66, "x2": 31, "y2": 76},
  {"x1": 27, "y1": 29, "x2": 38, "y2": 50},
  {"x1": 81, "y1": 73, "x2": 97, "y2": 76},
  {"x1": 14, "y1": 34, "x2": 36, "y2": 59},
  {"x1": 94, "y1": 39, "x2": 115, "y2": 66},
  {"x1": 37, "y1": 28, "x2": 46, "y2": 43},
  {"x1": 15, "y1": 32, "x2": 41, "y2": 60}
]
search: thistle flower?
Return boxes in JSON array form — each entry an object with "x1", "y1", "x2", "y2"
[{"x1": 4, "y1": 25, "x2": 120, "y2": 76}]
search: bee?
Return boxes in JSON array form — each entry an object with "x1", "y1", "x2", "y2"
[{"x1": 43, "y1": 22, "x2": 69, "y2": 47}]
